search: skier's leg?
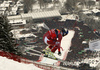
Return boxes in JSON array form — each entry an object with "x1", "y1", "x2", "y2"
[
  {"x1": 48, "y1": 45, "x2": 53, "y2": 49},
  {"x1": 48, "y1": 52, "x2": 57, "y2": 60},
  {"x1": 42, "y1": 45, "x2": 53, "y2": 54},
  {"x1": 51, "y1": 46, "x2": 58, "y2": 53}
]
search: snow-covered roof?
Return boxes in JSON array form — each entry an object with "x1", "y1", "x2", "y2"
[
  {"x1": 0, "y1": 1, "x2": 10, "y2": 7},
  {"x1": 12, "y1": 5, "x2": 18, "y2": 11},
  {"x1": 16, "y1": 3, "x2": 23, "y2": 6},
  {"x1": 60, "y1": 14, "x2": 78, "y2": 21},
  {"x1": 11, "y1": 29, "x2": 37, "y2": 39},
  {"x1": 8, "y1": 10, "x2": 61, "y2": 20},
  {"x1": 47, "y1": 4, "x2": 53, "y2": 8},
  {"x1": 93, "y1": 16, "x2": 99, "y2": 20},
  {"x1": 92, "y1": 8, "x2": 100, "y2": 13},
  {"x1": 0, "y1": 56, "x2": 43, "y2": 70},
  {"x1": 0, "y1": 7, "x2": 6, "y2": 11},
  {"x1": 16, "y1": 1, "x2": 23, "y2": 7},
  {"x1": 16, "y1": 33, "x2": 37, "y2": 38},
  {"x1": 9, "y1": 19, "x2": 26, "y2": 25},
  {"x1": 37, "y1": 23, "x2": 50, "y2": 30},
  {"x1": 82, "y1": 10, "x2": 92, "y2": 14},
  {"x1": 22, "y1": 10, "x2": 61, "y2": 19},
  {"x1": 32, "y1": 3, "x2": 40, "y2": 10},
  {"x1": 82, "y1": 8, "x2": 89, "y2": 11},
  {"x1": 7, "y1": 15, "x2": 22, "y2": 20}
]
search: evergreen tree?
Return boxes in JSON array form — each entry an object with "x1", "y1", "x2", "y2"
[{"x1": 0, "y1": 15, "x2": 21, "y2": 56}]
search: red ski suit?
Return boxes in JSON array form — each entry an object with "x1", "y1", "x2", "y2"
[{"x1": 43, "y1": 29, "x2": 62, "y2": 53}]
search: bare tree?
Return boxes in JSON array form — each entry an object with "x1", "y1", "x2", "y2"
[
  {"x1": 38, "y1": 0, "x2": 44, "y2": 9},
  {"x1": 64, "y1": 0, "x2": 78, "y2": 12},
  {"x1": 23, "y1": 0, "x2": 36, "y2": 13},
  {"x1": 13, "y1": 0, "x2": 18, "y2": 3},
  {"x1": 87, "y1": 1, "x2": 95, "y2": 9}
]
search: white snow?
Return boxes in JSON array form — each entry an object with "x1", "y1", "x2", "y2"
[
  {"x1": 37, "y1": 23, "x2": 50, "y2": 30},
  {"x1": 40, "y1": 30, "x2": 75, "y2": 65},
  {"x1": 0, "y1": 1, "x2": 10, "y2": 7},
  {"x1": 82, "y1": 10, "x2": 92, "y2": 14},
  {"x1": 11, "y1": 29, "x2": 37, "y2": 39},
  {"x1": 93, "y1": 16, "x2": 99, "y2": 20},
  {"x1": 0, "y1": 56, "x2": 43, "y2": 70},
  {"x1": 9, "y1": 19, "x2": 26, "y2": 25},
  {"x1": 60, "y1": 14, "x2": 78, "y2": 21},
  {"x1": 47, "y1": 4, "x2": 53, "y2": 8},
  {"x1": 92, "y1": 8, "x2": 100, "y2": 13},
  {"x1": 32, "y1": 2, "x2": 40, "y2": 10}
]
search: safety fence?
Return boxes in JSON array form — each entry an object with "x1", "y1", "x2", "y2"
[{"x1": 0, "y1": 50, "x2": 73, "y2": 70}]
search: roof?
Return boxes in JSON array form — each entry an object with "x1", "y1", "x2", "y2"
[
  {"x1": 7, "y1": 15, "x2": 21, "y2": 20},
  {"x1": 22, "y1": 10, "x2": 61, "y2": 19},
  {"x1": 9, "y1": 19, "x2": 26, "y2": 25},
  {"x1": 0, "y1": 1, "x2": 10, "y2": 7},
  {"x1": 7, "y1": 10, "x2": 61, "y2": 20},
  {"x1": 12, "y1": 5, "x2": 18, "y2": 11}
]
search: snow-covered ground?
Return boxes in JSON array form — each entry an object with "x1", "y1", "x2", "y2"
[
  {"x1": 39, "y1": 30, "x2": 75, "y2": 65},
  {"x1": 0, "y1": 56, "x2": 43, "y2": 70}
]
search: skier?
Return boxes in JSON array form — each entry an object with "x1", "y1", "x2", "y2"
[{"x1": 43, "y1": 28, "x2": 68, "y2": 56}]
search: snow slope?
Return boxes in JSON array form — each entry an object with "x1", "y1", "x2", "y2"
[
  {"x1": 39, "y1": 30, "x2": 75, "y2": 65},
  {"x1": 0, "y1": 56, "x2": 43, "y2": 70}
]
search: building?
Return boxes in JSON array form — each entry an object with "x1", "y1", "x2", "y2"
[
  {"x1": 89, "y1": 39, "x2": 100, "y2": 51},
  {"x1": 7, "y1": 10, "x2": 61, "y2": 22},
  {"x1": 9, "y1": 19, "x2": 26, "y2": 29}
]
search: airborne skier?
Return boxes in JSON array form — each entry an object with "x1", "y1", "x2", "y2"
[{"x1": 43, "y1": 28, "x2": 68, "y2": 56}]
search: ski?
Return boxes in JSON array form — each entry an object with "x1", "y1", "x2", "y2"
[
  {"x1": 25, "y1": 48, "x2": 66, "y2": 62},
  {"x1": 26, "y1": 52, "x2": 43, "y2": 56},
  {"x1": 30, "y1": 48, "x2": 58, "y2": 55},
  {"x1": 30, "y1": 49, "x2": 42, "y2": 54},
  {"x1": 26, "y1": 52, "x2": 65, "y2": 63}
]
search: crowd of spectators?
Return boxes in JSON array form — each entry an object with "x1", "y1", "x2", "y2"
[{"x1": 60, "y1": 21, "x2": 99, "y2": 69}]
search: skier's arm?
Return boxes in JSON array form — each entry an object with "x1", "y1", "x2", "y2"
[
  {"x1": 57, "y1": 34, "x2": 62, "y2": 42},
  {"x1": 47, "y1": 35, "x2": 56, "y2": 45},
  {"x1": 47, "y1": 40, "x2": 55, "y2": 45}
]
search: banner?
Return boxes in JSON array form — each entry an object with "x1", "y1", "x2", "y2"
[{"x1": 89, "y1": 39, "x2": 100, "y2": 51}]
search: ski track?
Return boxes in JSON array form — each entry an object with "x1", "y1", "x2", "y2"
[{"x1": 37, "y1": 30, "x2": 75, "y2": 66}]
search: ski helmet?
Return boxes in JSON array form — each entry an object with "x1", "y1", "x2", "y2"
[{"x1": 61, "y1": 28, "x2": 68, "y2": 36}]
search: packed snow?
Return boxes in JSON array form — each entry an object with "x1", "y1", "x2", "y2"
[{"x1": 0, "y1": 56, "x2": 43, "y2": 70}]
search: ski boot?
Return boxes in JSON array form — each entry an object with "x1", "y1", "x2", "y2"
[
  {"x1": 42, "y1": 47, "x2": 51, "y2": 54},
  {"x1": 48, "y1": 52, "x2": 57, "y2": 60},
  {"x1": 42, "y1": 49, "x2": 46, "y2": 54},
  {"x1": 43, "y1": 48, "x2": 50, "y2": 57},
  {"x1": 44, "y1": 52, "x2": 48, "y2": 57}
]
